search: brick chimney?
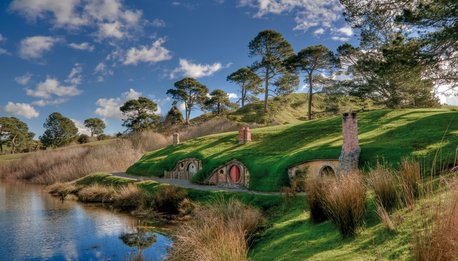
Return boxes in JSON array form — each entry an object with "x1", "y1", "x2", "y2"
[
  {"x1": 339, "y1": 112, "x2": 360, "y2": 174},
  {"x1": 238, "y1": 126, "x2": 252, "y2": 144},
  {"x1": 173, "y1": 133, "x2": 180, "y2": 146}
]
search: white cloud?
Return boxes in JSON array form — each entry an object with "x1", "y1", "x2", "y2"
[
  {"x1": 68, "y1": 42, "x2": 95, "y2": 51},
  {"x1": 15, "y1": 73, "x2": 32, "y2": 85},
  {"x1": 331, "y1": 36, "x2": 350, "y2": 42},
  {"x1": 239, "y1": 0, "x2": 344, "y2": 32},
  {"x1": 97, "y1": 21, "x2": 124, "y2": 39},
  {"x1": 71, "y1": 119, "x2": 91, "y2": 135},
  {"x1": 94, "y1": 62, "x2": 114, "y2": 82},
  {"x1": 19, "y1": 36, "x2": 60, "y2": 60},
  {"x1": 313, "y1": 28, "x2": 325, "y2": 35},
  {"x1": 170, "y1": 59, "x2": 230, "y2": 78},
  {"x1": 0, "y1": 48, "x2": 10, "y2": 56},
  {"x1": 228, "y1": 93, "x2": 238, "y2": 99},
  {"x1": 151, "y1": 18, "x2": 166, "y2": 28},
  {"x1": 178, "y1": 102, "x2": 186, "y2": 111},
  {"x1": 336, "y1": 26, "x2": 353, "y2": 36},
  {"x1": 27, "y1": 77, "x2": 81, "y2": 98},
  {"x1": 123, "y1": 38, "x2": 172, "y2": 65},
  {"x1": 66, "y1": 63, "x2": 83, "y2": 85},
  {"x1": 95, "y1": 88, "x2": 142, "y2": 120},
  {"x1": 3, "y1": 102, "x2": 39, "y2": 119},
  {"x1": 32, "y1": 98, "x2": 67, "y2": 107}
]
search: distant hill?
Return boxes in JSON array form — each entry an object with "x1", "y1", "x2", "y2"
[{"x1": 128, "y1": 109, "x2": 458, "y2": 191}]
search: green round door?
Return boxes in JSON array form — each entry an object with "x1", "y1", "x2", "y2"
[{"x1": 187, "y1": 162, "x2": 197, "y2": 175}]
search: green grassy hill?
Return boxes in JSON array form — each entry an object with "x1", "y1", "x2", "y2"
[{"x1": 127, "y1": 109, "x2": 458, "y2": 191}]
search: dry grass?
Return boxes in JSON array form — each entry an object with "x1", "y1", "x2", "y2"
[
  {"x1": 128, "y1": 131, "x2": 171, "y2": 152},
  {"x1": 413, "y1": 177, "x2": 458, "y2": 261},
  {"x1": 376, "y1": 205, "x2": 396, "y2": 232},
  {"x1": 304, "y1": 175, "x2": 332, "y2": 223},
  {"x1": 368, "y1": 164, "x2": 400, "y2": 212},
  {"x1": 46, "y1": 182, "x2": 80, "y2": 199},
  {"x1": 77, "y1": 184, "x2": 116, "y2": 203},
  {"x1": 168, "y1": 199, "x2": 264, "y2": 261},
  {"x1": 113, "y1": 183, "x2": 152, "y2": 211},
  {"x1": 322, "y1": 172, "x2": 366, "y2": 238},
  {"x1": 0, "y1": 140, "x2": 141, "y2": 184},
  {"x1": 151, "y1": 185, "x2": 188, "y2": 215},
  {"x1": 399, "y1": 159, "x2": 422, "y2": 208}
]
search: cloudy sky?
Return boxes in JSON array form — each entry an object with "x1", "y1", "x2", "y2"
[{"x1": 1, "y1": 0, "x2": 370, "y2": 135}]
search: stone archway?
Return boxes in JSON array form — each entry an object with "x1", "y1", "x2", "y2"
[{"x1": 319, "y1": 165, "x2": 336, "y2": 177}]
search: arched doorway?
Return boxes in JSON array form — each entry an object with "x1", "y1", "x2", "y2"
[
  {"x1": 187, "y1": 162, "x2": 198, "y2": 176},
  {"x1": 320, "y1": 165, "x2": 336, "y2": 177},
  {"x1": 229, "y1": 165, "x2": 241, "y2": 183}
]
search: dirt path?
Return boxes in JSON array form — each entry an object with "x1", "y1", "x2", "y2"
[{"x1": 111, "y1": 172, "x2": 289, "y2": 196}]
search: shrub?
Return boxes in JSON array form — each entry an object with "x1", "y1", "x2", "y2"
[
  {"x1": 77, "y1": 184, "x2": 116, "y2": 203},
  {"x1": 304, "y1": 175, "x2": 332, "y2": 223},
  {"x1": 413, "y1": 178, "x2": 458, "y2": 260},
  {"x1": 113, "y1": 183, "x2": 152, "y2": 211},
  {"x1": 168, "y1": 199, "x2": 264, "y2": 261},
  {"x1": 151, "y1": 185, "x2": 188, "y2": 214},
  {"x1": 77, "y1": 134, "x2": 90, "y2": 144},
  {"x1": 399, "y1": 159, "x2": 421, "y2": 208},
  {"x1": 368, "y1": 164, "x2": 400, "y2": 212},
  {"x1": 322, "y1": 172, "x2": 366, "y2": 237}
]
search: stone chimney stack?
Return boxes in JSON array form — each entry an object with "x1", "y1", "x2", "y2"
[
  {"x1": 238, "y1": 126, "x2": 252, "y2": 144},
  {"x1": 173, "y1": 133, "x2": 180, "y2": 146},
  {"x1": 339, "y1": 112, "x2": 360, "y2": 174}
]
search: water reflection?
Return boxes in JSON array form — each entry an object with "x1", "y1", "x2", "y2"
[{"x1": 0, "y1": 180, "x2": 171, "y2": 260}]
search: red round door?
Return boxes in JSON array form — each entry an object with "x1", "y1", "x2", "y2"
[{"x1": 229, "y1": 165, "x2": 241, "y2": 183}]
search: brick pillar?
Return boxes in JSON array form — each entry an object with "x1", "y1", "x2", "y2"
[
  {"x1": 238, "y1": 127, "x2": 252, "y2": 144},
  {"x1": 173, "y1": 133, "x2": 180, "y2": 146},
  {"x1": 339, "y1": 112, "x2": 360, "y2": 174}
]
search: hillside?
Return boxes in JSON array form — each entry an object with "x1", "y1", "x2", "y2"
[{"x1": 127, "y1": 109, "x2": 458, "y2": 191}]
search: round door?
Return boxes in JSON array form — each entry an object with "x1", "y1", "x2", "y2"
[
  {"x1": 229, "y1": 165, "x2": 241, "y2": 183},
  {"x1": 187, "y1": 162, "x2": 198, "y2": 175}
]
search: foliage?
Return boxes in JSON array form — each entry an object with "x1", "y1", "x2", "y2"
[
  {"x1": 127, "y1": 109, "x2": 458, "y2": 191},
  {"x1": 227, "y1": 67, "x2": 263, "y2": 107},
  {"x1": 83, "y1": 118, "x2": 106, "y2": 137},
  {"x1": 163, "y1": 101, "x2": 185, "y2": 126},
  {"x1": 120, "y1": 97, "x2": 160, "y2": 132},
  {"x1": 40, "y1": 112, "x2": 78, "y2": 148},
  {"x1": 249, "y1": 30, "x2": 295, "y2": 112},
  {"x1": 167, "y1": 77, "x2": 208, "y2": 124},
  {"x1": 204, "y1": 89, "x2": 238, "y2": 115},
  {"x1": 77, "y1": 134, "x2": 90, "y2": 144},
  {"x1": 0, "y1": 117, "x2": 33, "y2": 154}
]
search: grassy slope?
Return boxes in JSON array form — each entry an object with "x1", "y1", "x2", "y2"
[{"x1": 127, "y1": 109, "x2": 458, "y2": 191}]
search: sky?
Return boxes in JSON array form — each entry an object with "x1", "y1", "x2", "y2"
[{"x1": 0, "y1": 0, "x2": 454, "y2": 136}]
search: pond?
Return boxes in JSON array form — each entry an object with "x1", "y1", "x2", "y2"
[{"x1": 0, "y1": 180, "x2": 172, "y2": 260}]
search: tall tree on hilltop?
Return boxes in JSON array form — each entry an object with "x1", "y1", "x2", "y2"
[
  {"x1": 289, "y1": 45, "x2": 336, "y2": 120},
  {"x1": 0, "y1": 117, "x2": 32, "y2": 154},
  {"x1": 226, "y1": 67, "x2": 262, "y2": 107},
  {"x1": 167, "y1": 77, "x2": 209, "y2": 125},
  {"x1": 249, "y1": 30, "x2": 295, "y2": 112},
  {"x1": 120, "y1": 97, "x2": 160, "y2": 132},
  {"x1": 204, "y1": 89, "x2": 238, "y2": 115},
  {"x1": 40, "y1": 112, "x2": 78, "y2": 148},
  {"x1": 84, "y1": 118, "x2": 106, "y2": 137},
  {"x1": 164, "y1": 101, "x2": 185, "y2": 126}
]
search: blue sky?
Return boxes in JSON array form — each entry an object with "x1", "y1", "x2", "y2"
[{"x1": 0, "y1": 0, "x2": 379, "y2": 135}]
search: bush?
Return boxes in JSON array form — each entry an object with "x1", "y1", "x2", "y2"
[
  {"x1": 368, "y1": 164, "x2": 400, "y2": 212},
  {"x1": 168, "y1": 199, "x2": 264, "y2": 261},
  {"x1": 304, "y1": 175, "x2": 332, "y2": 223},
  {"x1": 77, "y1": 184, "x2": 116, "y2": 203},
  {"x1": 113, "y1": 184, "x2": 152, "y2": 211},
  {"x1": 322, "y1": 172, "x2": 366, "y2": 237},
  {"x1": 77, "y1": 134, "x2": 90, "y2": 144},
  {"x1": 152, "y1": 185, "x2": 188, "y2": 214}
]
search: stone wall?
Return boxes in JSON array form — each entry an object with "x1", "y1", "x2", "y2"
[
  {"x1": 339, "y1": 112, "x2": 361, "y2": 174},
  {"x1": 207, "y1": 159, "x2": 250, "y2": 188}
]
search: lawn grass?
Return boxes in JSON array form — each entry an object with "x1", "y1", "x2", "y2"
[{"x1": 127, "y1": 109, "x2": 458, "y2": 191}]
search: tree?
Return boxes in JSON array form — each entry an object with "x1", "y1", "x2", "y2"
[
  {"x1": 164, "y1": 101, "x2": 185, "y2": 126},
  {"x1": 0, "y1": 117, "x2": 31, "y2": 154},
  {"x1": 226, "y1": 67, "x2": 262, "y2": 107},
  {"x1": 40, "y1": 112, "x2": 78, "y2": 148},
  {"x1": 204, "y1": 89, "x2": 238, "y2": 115},
  {"x1": 289, "y1": 45, "x2": 336, "y2": 120},
  {"x1": 167, "y1": 77, "x2": 209, "y2": 125},
  {"x1": 249, "y1": 30, "x2": 295, "y2": 112},
  {"x1": 120, "y1": 97, "x2": 160, "y2": 132},
  {"x1": 84, "y1": 118, "x2": 106, "y2": 137}
]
